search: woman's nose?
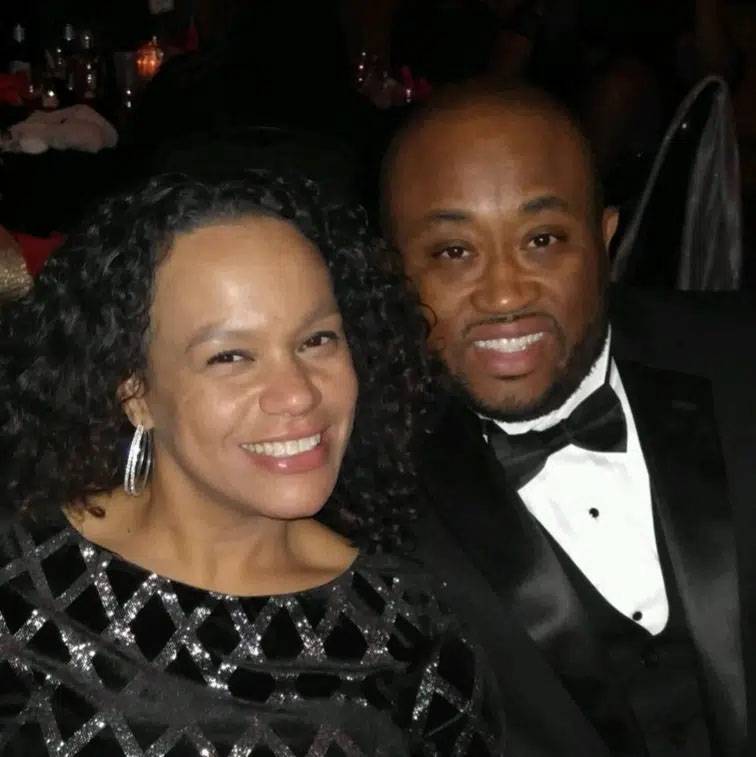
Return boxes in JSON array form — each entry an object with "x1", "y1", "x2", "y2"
[{"x1": 258, "y1": 359, "x2": 321, "y2": 416}]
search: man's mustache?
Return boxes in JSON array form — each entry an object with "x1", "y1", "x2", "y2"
[{"x1": 461, "y1": 311, "x2": 558, "y2": 340}]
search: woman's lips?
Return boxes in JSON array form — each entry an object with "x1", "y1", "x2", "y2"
[{"x1": 239, "y1": 431, "x2": 329, "y2": 474}]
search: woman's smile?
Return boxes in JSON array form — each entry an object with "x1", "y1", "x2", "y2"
[{"x1": 239, "y1": 428, "x2": 330, "y2": 474}]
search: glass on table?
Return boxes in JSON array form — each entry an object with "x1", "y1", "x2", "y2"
[{"x1": 113, "y1": 51, "x2": 139, "y2": 108}]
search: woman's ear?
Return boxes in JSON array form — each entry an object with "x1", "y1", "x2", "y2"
[{"x1": 118, "y1": 376, "x2": 154, "y2": 430}]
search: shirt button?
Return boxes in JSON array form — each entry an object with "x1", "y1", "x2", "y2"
[
  {"x1": 588, "y1": 508, "x2": 600, "y2": 518},
  {"x1": 632, "y1": 611, "x2": 643, "y2": 622}
]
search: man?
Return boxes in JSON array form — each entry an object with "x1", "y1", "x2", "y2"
[{"x1": 382, "y1": 83, "x2": 756, "y2": 756}]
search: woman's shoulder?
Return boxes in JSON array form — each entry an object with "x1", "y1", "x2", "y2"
[
  {"x1": 346, "y1": 551, "x2": 458, "y2": 633},
  {"x1": 0, "y1": 510, "x2": 71, "y2": 558},
  {"x1": 0, "y1": 511, "x2": 78, "y2": 597},
  {"x1": 347, "y1": 553, "x2": 506, "y2": 753},
  {"x1": 352, "y1": 551, "x2": 436, "y2": 587}
]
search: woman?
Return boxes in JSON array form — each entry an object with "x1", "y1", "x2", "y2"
[{"x1": 0, "y1": 172, "x2": 504, "y2": 755}]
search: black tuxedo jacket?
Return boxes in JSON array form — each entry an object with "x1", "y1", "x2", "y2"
[{"x1": 413, "y1": 288, "x2": 756, "y2": 756}]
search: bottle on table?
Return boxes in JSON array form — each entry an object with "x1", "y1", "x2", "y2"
[
  {"x1": 61, "y1": 24, "x2": 77, "y2": 58},
  {"x1": 43, "y1": 23, "x2": 79, "y2": 108},
  {"x1": 76, "y1": 29, "x2": 101, "y2": 103},
  {"x1": 61, "y1": 23, "x2": 78, "y2": 99},
  {"x1": 8, "y1": 24, "x2": 31, "y2": 77}
]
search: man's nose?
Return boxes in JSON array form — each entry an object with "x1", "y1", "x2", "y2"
[
  {"x1": 258, "y1": 358, "x2": 321, "y2": 417},
  {"x1": 470, "y1": 252, "x2": 539, "y2": 314}
]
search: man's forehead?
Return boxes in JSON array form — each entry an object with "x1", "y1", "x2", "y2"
[
  {"x1": 391, "y1": 114, "x2": 588, "y2": 208},
  {"x1": 397, "y1": 103, "x2": 584, "y2": 175}
]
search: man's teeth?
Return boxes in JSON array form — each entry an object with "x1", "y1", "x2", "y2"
[
  {"x1": 474, "y1": 332, "x2": 545, "y2": 353},
  {"x1": 243, "y1": 434, "x2": 321, "y2": 458}
]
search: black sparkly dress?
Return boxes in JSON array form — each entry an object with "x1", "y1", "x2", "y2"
[{"x1": 0, "y1": 515, "x2": 504, "y2": 756}]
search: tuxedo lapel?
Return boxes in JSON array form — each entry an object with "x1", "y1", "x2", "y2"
[
  {"x1": 422, "y1": 404, "x2": 610, "y2": 685},
  {"x1": 619, "y1": 360, "x2": 746, "y2": 753},
  {"x1": 415, "y1": 504, "x2": 612, "y2": 756}
]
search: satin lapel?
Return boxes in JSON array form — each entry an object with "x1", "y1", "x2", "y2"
[
  {"x1": 619, "y1": 360, "x2": 746, "y2": 753},
  {"x1": 422, "y1": 404, "x2": 608, "y2": 681}
]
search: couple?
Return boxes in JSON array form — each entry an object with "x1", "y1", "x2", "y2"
[{"x1": 1, "y1": 82, "x2": 754, "y2": 756}]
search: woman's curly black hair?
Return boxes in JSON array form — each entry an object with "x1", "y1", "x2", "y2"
[{"x1": 0, "y1": 171, "x2": 434, "y2": 550}]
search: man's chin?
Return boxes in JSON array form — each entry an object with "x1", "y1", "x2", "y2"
[
  {"x1": 447, "y1": 312, "x2": 609, "y2": 423},
  {"x1": 448, "y1": 364, "x2": 588, "y2": 423},
  {"x1": 467, "y1": 388, "x2": 560, "y2": 424},
  {"x1": 444, "y1": 371, "x2": 548, "y2": 421}
]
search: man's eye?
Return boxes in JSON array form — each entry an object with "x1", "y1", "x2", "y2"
[
  {"x1": 527, "y1": 233, "x2": 561, "y2": 249},
  {"x1": 433, "y1": 245, "x2": 471, "y2": 260},
  {"x1": 207, "y1": 351, "x2": 249, "y2": 365},
  {"x1": 301, "y1": 331, "x2": 339, "y2": 350}
]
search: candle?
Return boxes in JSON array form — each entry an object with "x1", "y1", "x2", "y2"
[{"x1": 135, "y1": 37, "x2": 164, "y2": 80}]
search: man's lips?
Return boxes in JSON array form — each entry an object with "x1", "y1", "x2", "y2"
[
  {"x1": 463, "y1": 315, "x2": 557, "y2": 377},
  {"x1": 465, "y1": 315, "x2": 556, "y2": 343},
  {"x1": 473, "y1": 332, "x2": 546, "y2": 355}
]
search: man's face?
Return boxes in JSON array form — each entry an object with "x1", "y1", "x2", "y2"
[{"x1": 388, "y1": 102, "x2": 618, "y2": 420}]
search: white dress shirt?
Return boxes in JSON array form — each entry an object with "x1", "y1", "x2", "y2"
[{"x1": 491, "y1": 333, "x2": 670, "y2": 635}]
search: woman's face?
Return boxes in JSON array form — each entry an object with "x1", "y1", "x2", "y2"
[{"x1": 130, "y1": 215, "x2": 358, "y2": 522}]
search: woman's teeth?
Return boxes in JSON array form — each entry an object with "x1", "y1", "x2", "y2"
[
  {"x1": 474, "y1": 332, "x2": 545, "y2": 353},
  {"x1": 242, "y1": 433, "x2": 322, "y2": 458}
]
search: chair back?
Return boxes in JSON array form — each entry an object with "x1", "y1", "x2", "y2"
[{"x1": 611, "y1": 76, "x2": 742, "y2": 290}]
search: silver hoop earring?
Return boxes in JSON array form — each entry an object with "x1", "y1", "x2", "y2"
[{"x1": 123, "y1": 424, "x2": 152, "y2": 496}]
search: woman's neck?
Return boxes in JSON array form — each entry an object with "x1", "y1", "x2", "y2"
[{"x1": 67, "y1": 482, "x2": 356, "y2": 596}]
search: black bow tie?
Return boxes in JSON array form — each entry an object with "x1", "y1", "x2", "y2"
[{"x1": 485, "y1": 383, "x2": 627, "y2": 490}]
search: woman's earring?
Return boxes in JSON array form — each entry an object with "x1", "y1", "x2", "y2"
[{"x1": 123, "y1": 424, "x2": 152, "y2": 496}]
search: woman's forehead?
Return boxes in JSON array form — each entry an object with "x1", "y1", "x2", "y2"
[{"x1": 149, "y1": 218, "x2": 335, "y2": 341}]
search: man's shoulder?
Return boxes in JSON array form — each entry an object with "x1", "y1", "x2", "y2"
[
  {"x1": 610, "y1": 286, "x2": 756, "y2": 376},
  {"x1": 610, "y1": 286, "x2": 756, "y2": 334}
]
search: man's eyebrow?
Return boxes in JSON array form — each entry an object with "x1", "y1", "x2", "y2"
[
  {"x1": 520, "y1": 195, "x2": 570, "y2": 214},
  {"x1": 419, "y1": 197, "x2": 570, "y2": 224},
  {"x1": 420, "y1": 209, "x2": 472, "y2": 224}
]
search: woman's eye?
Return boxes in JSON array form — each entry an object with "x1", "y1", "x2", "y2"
[
  {"x1": 527, "y1": 233, "x2": 561, "y2": 249},
  {"x1": 301, "y1": 331, "x2": 339, "y2": 350},
  {"x1": 207, "y1": 351, "x2": 249, "y2": 366},
  {"x1": 433, "y1": 245, "x2": 471, "y2": 261}
]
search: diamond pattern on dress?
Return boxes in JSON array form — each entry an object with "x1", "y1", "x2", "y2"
[{"x1": 0, "y1": 518, "x2": 504, "y2": 755}]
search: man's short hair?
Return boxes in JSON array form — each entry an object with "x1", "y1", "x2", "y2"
[{"x1": 380, "y1": 78, "x2": 605, "y2": 239}]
